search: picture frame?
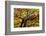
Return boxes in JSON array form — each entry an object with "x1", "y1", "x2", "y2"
[{"x1": 5, "y1": 1, "x2": 45, "y2": 35}]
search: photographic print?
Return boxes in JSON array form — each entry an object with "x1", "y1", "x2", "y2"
[
  {"x1": 5, "y1": 1, "x2": 45, "y2": 35},
  {"x1": 14, "y1": 8, "x2": 39, "y2": 28}
]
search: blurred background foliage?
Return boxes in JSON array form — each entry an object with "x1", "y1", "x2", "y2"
[{"x1": 14, "y1": 8, "x2": 39, "y2": 28}]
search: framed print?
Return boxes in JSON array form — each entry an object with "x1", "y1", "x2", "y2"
[{"x1": 5, "y1": 1, "x2": 45, "y2": 35}]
